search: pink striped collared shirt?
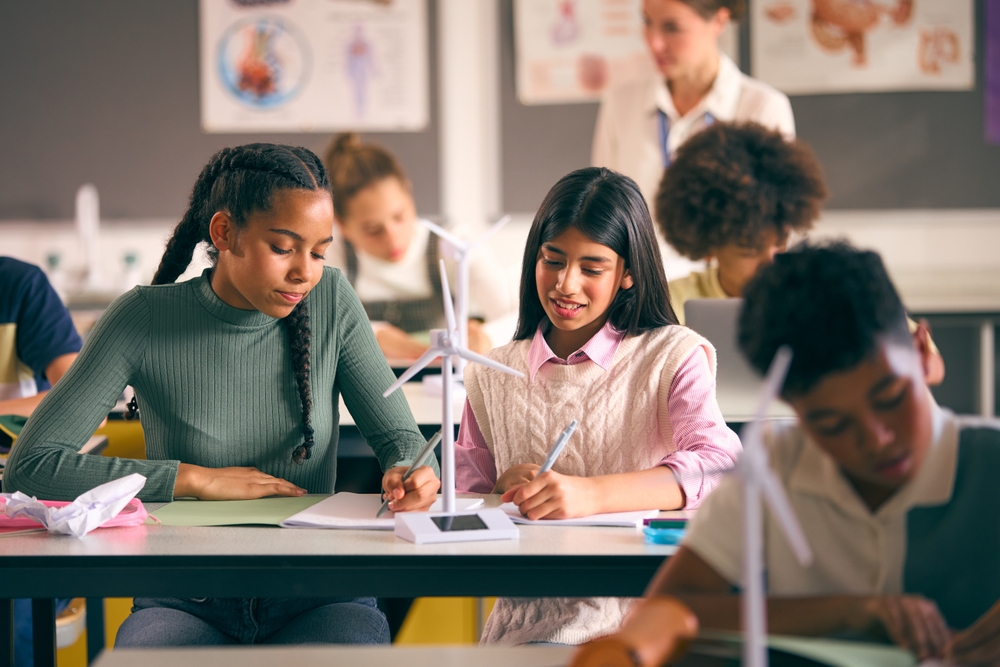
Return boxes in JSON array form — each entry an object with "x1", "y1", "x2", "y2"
[{"x1": 455, "y1": 320, "x2": 741, "y2": 508}]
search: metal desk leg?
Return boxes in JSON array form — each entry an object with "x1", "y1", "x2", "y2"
[
  {"x1": 86, "y1": 598, "x2": 105, "y2": 663},
  {"x1": 31, "y1": 599, "x2": 56, "y2": 667},
  {"x1": 0, "y1": 599, "x2": 13, "y2": 667},
  {"x1": 981, "y1": 321, "x2": 995, "y2": 418}
]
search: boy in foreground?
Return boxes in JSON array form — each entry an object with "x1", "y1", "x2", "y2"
[{"x1": 603, "y1": 242, "x2": 1000, "y2": 664}]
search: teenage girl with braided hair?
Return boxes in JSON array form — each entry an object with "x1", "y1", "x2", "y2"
[{"x1": 3, "y1": 143, "x2": 439, "y2": 647}]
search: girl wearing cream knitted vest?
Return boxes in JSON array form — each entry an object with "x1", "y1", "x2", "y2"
[
  {"x1": 466, "y1": 326, "x2": 714, "y2": 645},
  {"x1": 467, "y1": 327, "x2": 706, "y2": 482},
  {"x1": 455, "y1": 168, "x2": 741, "y2": 645}
]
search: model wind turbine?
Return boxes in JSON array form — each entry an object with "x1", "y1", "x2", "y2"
[
  {"x1": 421, "y1": 215, "x2": 511, "y2": 377},
  {"x1": 735, "y1": 345, "x2": 814, "y2": 667},
  {"x1": 383, "y1": 259, "x2": 522, "y2": 544}
]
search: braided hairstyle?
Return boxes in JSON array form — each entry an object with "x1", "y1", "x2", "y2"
[{"x1": 152, "y1": 143, "x2": 331, "y2": 464}]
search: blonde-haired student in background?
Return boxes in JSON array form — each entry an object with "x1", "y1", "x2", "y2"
[
  {"x1": 457, "y1": 167, "x2": 740, "y2": 646},
  {"x1": 323, "y1": 133, "x2": 516, "y2": 361}
]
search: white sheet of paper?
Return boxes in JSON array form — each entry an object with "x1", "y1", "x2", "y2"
[
  {"x1": 499, "y1": 502, "x2": 658, "y2": 527},
  {"x1": 280, "y1": 492, "x2": 484, "y2": 530}
]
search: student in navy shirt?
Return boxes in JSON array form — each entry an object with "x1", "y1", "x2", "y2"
[
  {"x1": 0, "y1": 256, "x2": 82, "y2": 417},
  {"x1": 1, "y1": 256, "x2": 82, "y2": 667}
]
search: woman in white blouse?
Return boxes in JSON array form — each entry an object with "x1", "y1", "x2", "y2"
[{"x1": 592, "y1": 0, "x2": 794, "y2": 277}]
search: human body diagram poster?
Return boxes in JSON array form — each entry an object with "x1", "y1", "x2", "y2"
[
  {"x1": 200, "y1": 0, "x2": 428, "y2": 132},
  {"x1": 752, "y1": 0, "x2": 974, "y2": 94},
  {"x1": 514, "y1": 0, "x2": 738, "y2": 105}
]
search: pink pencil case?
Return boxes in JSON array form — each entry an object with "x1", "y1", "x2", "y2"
[{"x1": 0, "y1": 497, "x2": 149, "y2": 529}]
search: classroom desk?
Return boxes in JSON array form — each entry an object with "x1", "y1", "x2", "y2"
[
  {"x1": 89, "y1": 638, "x2": 919, "y2": 667},
  {"x1": 94, "y1": 646, "x2": 577, "y2": 667},
  {"x1": 0, "y1": 494, "x2": 673, "y2": 667},
  {"x1": 339, "y1": 380, "x2": 463, "y2": 428},
  {"x1": 895, "y1": 271, "x2": 1000, "y2": 418}
]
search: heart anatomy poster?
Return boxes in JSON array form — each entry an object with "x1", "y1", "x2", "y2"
[
  {"x1": 752, "y1": 0, "x2": 974, "y2": 94},
  {"x1": 200, "y1": 0, "x2": 428, "y2": 132},
  {"x1": 515, "y1": 0, "x2": 738, "y2": 105}
]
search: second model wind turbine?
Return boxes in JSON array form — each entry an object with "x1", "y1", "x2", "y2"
[
  {"x1": 421, "y1": 215, "x2": 511, "y2": 376},
  {"x1": 383, "y1": 260, "x2": 522, "y2": 544},
  {"x1": 734, "y1": 345, "x2": 814, "y2": 667}
]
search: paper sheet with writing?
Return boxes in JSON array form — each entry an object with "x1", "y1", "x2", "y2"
[
  {"x1": 500, "y1": 502, "x2": 658, "y2": 527},
  {"x1": 281, "y1": 493, "x2": 485, "y2": 530}
]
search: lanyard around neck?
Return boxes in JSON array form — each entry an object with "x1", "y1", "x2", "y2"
[{"x1": 657, "y1": 109, "x2": 716, "y2": 168}]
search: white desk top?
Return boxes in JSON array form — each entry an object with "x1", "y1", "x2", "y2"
[
  {"x1": 0, "y1": 495, "x2": 673, "y2": 599},
  {"x1": 1, "y1": 495, "x2": 674, "y2": 560},
  {"x1": 95, "y1": 646, "x2": 573, "y2": 667}
]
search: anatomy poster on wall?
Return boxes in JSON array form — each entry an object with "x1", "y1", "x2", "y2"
[
  {"x1": 514, "y1": 0, "x2": 738, "y2": 105},
  {"x1": 200, "y1": 0, "x2": 428, "y2": 132},
  {"x1": 752, "y1": 0, "x2": 974, "y2": 95}
]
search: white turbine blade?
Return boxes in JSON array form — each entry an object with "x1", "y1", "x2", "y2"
[
  {"x1": 382, "y1": 347, "x2": 443, "y2": 397},
  {"x1": 457, "y1": 348, "x2": 525, "y2": 378},
  {"x1": 439, "y1": 260, "x2": 458, "y2": 334},
  {"x1": 469, "y1": 214, "x2": 511, "y2": 249},
  {"x1": 741, "y1": 345, "x2": 793, "y2": 448},
  {"x1": 753, "y1": 345, "x2": 793, "y2": 422},
  {"x1": 421, "y1": 218, "x2": 467, "y2": 250},
  {"x1": 759, "y1": 467, "x2": 813, "y2": 566}
]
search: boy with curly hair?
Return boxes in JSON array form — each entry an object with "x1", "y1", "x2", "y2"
[
  {"x1": 655, "y1": 122, "x2": 826, "y2": 323},
  {"x1": 656, "y1": 122, "x2": 943, "y2": 384}
]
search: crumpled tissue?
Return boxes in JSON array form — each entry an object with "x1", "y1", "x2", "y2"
[{"x1": 1, "y1": 473, "x2": 146, "y2": 538}]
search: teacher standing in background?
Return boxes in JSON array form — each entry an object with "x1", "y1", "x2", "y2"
[{"x1": 592, "y1": 0, "x2": 794, "y2": 278}]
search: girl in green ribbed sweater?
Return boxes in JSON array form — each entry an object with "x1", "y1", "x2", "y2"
[{"x1": 3, "y1": 143, "x2": 439, "y2": 647}]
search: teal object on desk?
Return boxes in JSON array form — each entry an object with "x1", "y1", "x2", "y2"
[{"x1": 643, "y1": 525, "x2": 685, "y2": 545}]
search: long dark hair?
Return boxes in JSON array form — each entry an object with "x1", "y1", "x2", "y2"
[
  {"x1": 152, "y1": 143, "x2": 331, "y2": 464},
  {"x1": 514, "y1": 167, "x2": 678, "y2": 340}
]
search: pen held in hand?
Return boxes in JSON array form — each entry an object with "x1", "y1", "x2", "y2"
[
  {"x1": 376, "y1": 430, "x2": 442, "y2": 518},
  {"x1": 538, "y1": 419, "x2": 578, "y2": 475}
]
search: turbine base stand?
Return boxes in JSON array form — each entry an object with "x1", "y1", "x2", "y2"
[{"x1": 394, "y1": 508, "x2": 519, "y2": 544}]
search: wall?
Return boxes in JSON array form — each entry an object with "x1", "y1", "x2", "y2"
[{"x1": 0, "y1": 0, "x2": 441, "y2": 221}]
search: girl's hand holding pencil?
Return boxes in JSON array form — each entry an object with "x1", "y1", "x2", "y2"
[
  {"x1": 501, "y1": 470, "x2": 599, "y2": 521},
  {"x1": 381, "y1": 465, "x2": 440, "y2": 513}
]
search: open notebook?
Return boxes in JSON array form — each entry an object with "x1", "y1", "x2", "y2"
[
  {"x1": 281, "y1": 493, "x2": 484, "y2": 530},
  {"x1": 499, "y1": 503, "x2": 659, "y2": 527},
  {"x1": 151, "y1": 493, "x2": 483, "y2": 529}
]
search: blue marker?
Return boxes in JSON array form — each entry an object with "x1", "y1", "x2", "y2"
[{"x1": 538, "y1": 420, "x2": 578, "y2": 474}]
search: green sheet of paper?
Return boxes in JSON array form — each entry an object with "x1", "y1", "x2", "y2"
[
  {"x1": 151, "y1": 496, "x2": 326, "y2": 527},
  {"x1": 768, "y1": 635, "x2": 915, "y2": 667},
  {"x1": 697, "y1": 631, "x2": 915, "y2": 667}
]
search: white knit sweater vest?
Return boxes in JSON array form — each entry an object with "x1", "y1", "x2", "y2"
[{"x1": 466, "y1": 324, "x2": 714, "y2": 645}]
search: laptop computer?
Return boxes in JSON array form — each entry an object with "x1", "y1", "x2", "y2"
[{"x1": 684, "y1": 298, "x2": 794, "y2": 421}]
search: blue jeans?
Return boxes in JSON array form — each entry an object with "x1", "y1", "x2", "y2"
[
  {"x1": 115, "y1": 597, "x2": 389, "y2": 647},
  {"x1": 13, "y1": 598, "x2": 72, "y2": 667}
]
